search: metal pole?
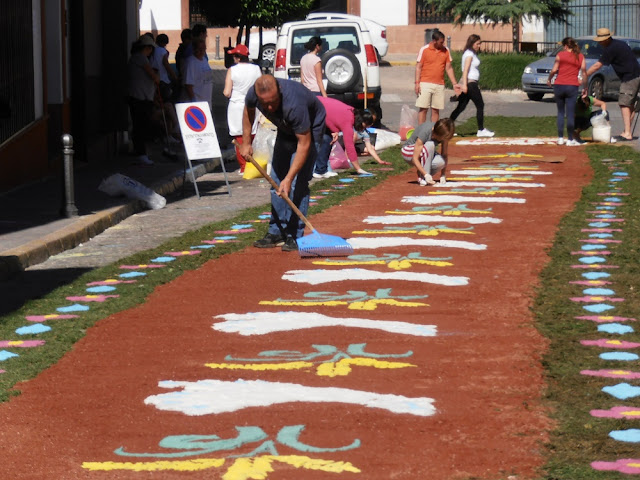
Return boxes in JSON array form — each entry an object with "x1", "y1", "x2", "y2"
[
  {"x1": 215, "y1": 35, "x2": 221, "y2": 60},
  {"x1": 447, "y1": 36, "x2": 451, "y2": 50},
  {"x1": 61, "y1": 134, "x2": 78, "y2": 218}
]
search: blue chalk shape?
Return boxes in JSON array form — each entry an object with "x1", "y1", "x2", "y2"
[
  {"x1": 214, "y1": 236, "x2": 237, "y2": 240},
  {"x1": 604, "y1": 197, "x2": 622, "y2": 202},
  {"x1": 231, "y1": 224, "x2": 253, "y2": 230},
  {"x1": 610, "y1": 429, "x2": 640, "y2": 443},
  {"x1": 603, "y1": 383, "x2": 640, "y2": 400},
  {"x1": 0, "y1": 350, "x2": 19, "y2": 361},
  {"x1": 581, "y1": 244, "x2": 607, "y2": 249},
  {"x1": 599, "y1": 323, "x2": 634, "y2": 335},
  {"x1": 595, "y1": 214, "x2": 616, "y2": 219},
  {"x1": 86, "y1": 286, "x2": 117, "y2": 293},
  {"x1": 584, "y1": 288, "x2": 615, "y2": 296},
  {"x1": 191, "y1": 245, "x2": 215, "y2": 249},
  {"x1": 583, "y1": 303, "x2": 616, "y2": 313},
  {"x1": 588, "y1": 234, "x2": 613, "y2": 239},
  {"x1": 596, "y1": 206, "x2": 616, "y2": 210},
  {"x1": 150, "y1": 256, "x2": 176, "y2": 263},
  {"x1": 582, "y1": 272, "x2": 611, "y2": 279},
  {"x1": 601, "y1": 352, "x2": 639, "y2": 361},
  {"x1": 609, "y1": 178, "x2": 625, "y2": 182},
  {"x1": 258, "y1": 214, "x2": 271, "y2": 219},
  {"x1": 579, "y1": 256, "x2": 606, "y2": 264},
  {"x1": 588, "y1": 222, "x2": 611, "y2": 228},
  {"x1": 340, "y1": 178, "x2": 355, "y2": 183},
  {"x1": 57, "y1": 304, "x2": 90, "y2": 313},
  {"x1": 16, "y1": 324, "x2": 52, "y2": 335},
  {"x1": 119, "y1": 271, "x2": 147, "y2": 278},
  {"x1": 358, "y1": 173, "x2": 375, "y2": 177},
  {"x1": 613, "y1": 172, "x2": 629, "y2": 176}
]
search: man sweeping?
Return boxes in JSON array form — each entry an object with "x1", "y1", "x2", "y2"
[{"x1": 240, "y1": 75, "x2": 326, "y2": 252}]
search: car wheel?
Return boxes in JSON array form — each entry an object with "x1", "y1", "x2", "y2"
[
  {"x1": 321, "y1": 49, "x2": 361, "y2": 94},
  {"x1": 589, "y1": 77, "x2": 604, "y2": 100},
  {"x1": 260, "y1": 44, "x2": 276, "y2": 65},
  {"x1": 526, "y1": 93, "x2": 544, "y2": 101}
]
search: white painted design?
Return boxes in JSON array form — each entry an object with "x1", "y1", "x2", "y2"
[
  {"x1": 450, "y1": 169, "x2": 552, "y2": 176},
  {"x1": 455, "y1": 137, "x2": 558, "y2": 145},
  {"x1": 347, "y1": 236, "x2": 486, "y2": 250},
  {"x1": 433, "y1": 181, "x2": 545, "y2": 188},
  {"x1": 145, "y1": 379, "x2": 436, "y2": 417},
  {"x1": 402, "y1": 195, "x2": 525, "y2": 205},
  {"x1": 282, "y1": 268, "x2": 469, "y2": 286},
  {"x1": 364, "y1": 215, "x2": 501, "y2": 225},
  {"x1": 213, "y1": 311, "x2": 437, "y2": 337}
]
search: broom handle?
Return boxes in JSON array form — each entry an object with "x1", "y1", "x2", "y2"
[{"x1": 234, "y1": 141, "x2": 316, "y2": 232}]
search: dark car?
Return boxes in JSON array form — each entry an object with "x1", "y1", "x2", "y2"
[{"x1": 521, "y1": 36, "x2": 640, "y2": 101}]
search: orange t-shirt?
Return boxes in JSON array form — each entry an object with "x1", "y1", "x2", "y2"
[{"x1": 416, "y1": 43, "x2": 452, "y2": 84}]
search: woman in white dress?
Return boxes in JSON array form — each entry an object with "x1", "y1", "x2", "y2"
[{"x1": 223, "y1": 44, "x2": 262, "y2": 173}]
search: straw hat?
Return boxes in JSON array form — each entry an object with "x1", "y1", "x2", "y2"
[{"x1": 594, "y1": 28, "x2": 612, "y2": 42}]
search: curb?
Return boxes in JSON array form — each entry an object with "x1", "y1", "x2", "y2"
[{"x1": 0, "y1": 157, "x2": 222, "y2": 281}]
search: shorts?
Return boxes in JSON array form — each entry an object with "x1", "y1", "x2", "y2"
[
  {"x1": 618, "y1": 75, "x2": 640, "y2": 108},
  {"x1": 401, "y1": 141, "x2": 445, "y2": 175},
  {"x1": 416, "y1": 82, "x2": 445, "y2": 110}
]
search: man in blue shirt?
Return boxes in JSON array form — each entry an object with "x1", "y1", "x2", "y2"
[
  {"x1": 586, "y1": 27, "x2": 640, "y2": 141},
  {"x1": 241, "y1": 75, "x2": 326, "y2": 251}
]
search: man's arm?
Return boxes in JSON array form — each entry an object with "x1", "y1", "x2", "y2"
[
  {"x1": 238, "y1": 105, "x2": 256, "y2": 160},
  {"x1": 445, "y1": 61, "x2": 457, "y2": 88},
  {"x1": 586, "y1": 61, "x2": 603, "y2": 78},
  {"x1": 415, "y1": 62, "x2": 422, "y2": 96},
  {"x1": 278, "y1": 130, "x2": 312, "y2": 198}
]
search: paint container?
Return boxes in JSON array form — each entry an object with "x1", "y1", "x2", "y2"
[{"x1": 592, "y1": 125, "x2": 611, "y2": 143}]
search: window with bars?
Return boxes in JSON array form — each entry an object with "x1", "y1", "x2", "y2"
[{"x1": 416, "y1": 0, "x2": 453, "y2": 24}]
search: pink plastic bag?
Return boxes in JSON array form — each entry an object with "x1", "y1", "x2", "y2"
[{"x1": 329, "y1": 142, "x2": 351, "y2": 170}]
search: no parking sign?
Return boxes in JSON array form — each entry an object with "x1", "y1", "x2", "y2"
[{"x1": 175, "y1": 102, "x2": 222, "y2": 160}]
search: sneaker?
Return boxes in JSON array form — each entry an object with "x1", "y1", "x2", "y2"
[
  {"x1": 566, "y1": 139, "x2": 581, "y2": 146},
  {"x1": 253, "y1": 233, "x2": 284, "y2": 248},
  {"x1": 281, "y1": 236, "x2": 298, "y2": 252},
  {"x1": 312, "y1": 172, "x2": 324, "y2": 179},
  {"x1": 322, "y1": 171, "x2": 338, "y2": 178},
  {"x1": 557, "y1": 137, "x2": 565, "y2": 145},
  {"x1": 136, "y1": 154, "x2": 154, "y2": 165},
  {"x1": 476, "y1": 128, "x2": 495, "y2": 137},
  {"x1": 418, "y1": 177, "x2": 428, "y2": 186}
]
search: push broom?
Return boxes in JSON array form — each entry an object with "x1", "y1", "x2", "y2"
[{"x1": 237, "y1": 142, "x2": 353, "y2": 257}]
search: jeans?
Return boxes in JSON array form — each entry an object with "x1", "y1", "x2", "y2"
[
  {"x1": 553, "y1": 84, "x2": 579, "y2": 140},
  {"x1": 268, "y1": 135, "x2": 317, "y2": 239},
  {"x1": 314, "y1": 132, "x2": 333, "y2": 175}
]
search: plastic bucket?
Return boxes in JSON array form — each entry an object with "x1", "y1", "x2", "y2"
[{"x1": 592, "y1": 125, "x2": 611, "y2": 143}]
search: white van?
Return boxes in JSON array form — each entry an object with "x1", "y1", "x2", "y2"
[{"x1": 273, "y1": 18, "x2": 383, "y2": 122}]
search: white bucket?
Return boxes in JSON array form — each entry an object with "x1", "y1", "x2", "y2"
[{"x1": 592, "y1": 125, "x2": 611, "y2": 143}]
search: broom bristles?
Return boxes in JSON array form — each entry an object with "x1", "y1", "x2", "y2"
[{"x1": 298, "y1": 231, "x2": 353, "y2": 257}]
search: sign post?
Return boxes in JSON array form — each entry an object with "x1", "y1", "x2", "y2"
[{"x1": 175, "y1": 102, "x2": 230, "y2": 198}]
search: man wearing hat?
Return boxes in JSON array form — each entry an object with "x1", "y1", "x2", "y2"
[{"x1": 586, "y1": 28, "x2": 640, "y2": 141}]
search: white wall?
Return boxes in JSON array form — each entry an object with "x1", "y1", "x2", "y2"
[
  {"x1": 139, "y1": 0, "x2": 181, "y2": 31},
  {"x1": 361, "y1": 0, "x2": 409, "y2": 26},
  {"x1": 521, "y1": 15, "x2": 545, "y2": 42}
]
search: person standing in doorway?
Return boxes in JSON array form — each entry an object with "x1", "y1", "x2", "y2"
[
  {"x1": 586, "y1": 28, "x2": 640, "y2": 141},
  {"x1": 415, "y1": 30, "x2": 460, "y2": 124},
  {"x1": 547, "y1": 37, "x2": 587, "y2": 146},
  {"x1": 449, "y1": 34, "x2": 494, "y2": 137}
]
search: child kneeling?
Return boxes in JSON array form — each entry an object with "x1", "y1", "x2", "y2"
[{"x1": 400, "y1": 118, "x2": 455, "y2": 186}]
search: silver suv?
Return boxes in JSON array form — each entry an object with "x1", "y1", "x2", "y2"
[{"x1": 273, "y1": 18, "x2": 383, "y2": 122}]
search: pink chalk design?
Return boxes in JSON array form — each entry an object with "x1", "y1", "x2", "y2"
[
  {"x1": 571, "y1": 265, "x2": 619, "y2": 269},
  {"x1": 165, "y1": 251, "x2": 201, "y2": 256},
  {"x1": 569, "y1": 280, "x2": 613, "y2": 286},
  {"x1": 119, "y1": 265, "x2": 165, "y2": 269},
  {"x1": 576, "y1": 316, "x2": 636, "y2": 323},
  {"x1": 591, "y1": 406, "x2": 640, "y2": 419},
  {"x1": 0, "y1": 340, "x2": 45, "y2": 348},
  {"x1": 65, "y1": 295, "x2": 119, "y2": 302},
  {"x1": 214, "y1": 229, "x2": 254, "y2": 234},
  {"x1": 571, "y1": 251, "x2": 611, "y2": 256},
  {"x1": 570, "y1": 296, "x2": 624, "y2": 303},
  {"x1": 582, "y1": 369, "x2": 640, "y2": 379},
  {"x1": 592, "y1": 459, "x2": 640, "y2": 474},
  {"x1": 598, "y1": 192, "x2": 630, "y2": 195},
  {"x1": 25, "y1": 314, "x2": 79, "y2": 323},
  {"x1": 201, "y1": 239, "x2": 240, "y2": 244},
  {"x1": 0, "y1": 370, "x2": 4, "y2": 374},
  {"x1": 587, "y1": 218, "x2": 625, "y2": 222},
  {"x1": 579, "y1": 239, "x2": 622, "y2": 244},
  {"x1": 86, "y1": 279, "x2": 136, "y2": 286},
  {"x1": 581, "y1": 339, "x2": 640, "y2": 349}
]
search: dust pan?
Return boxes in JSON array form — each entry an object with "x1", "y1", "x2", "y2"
[{"x1": 237, "y1": 142, "x2": 354, "y2": 258}]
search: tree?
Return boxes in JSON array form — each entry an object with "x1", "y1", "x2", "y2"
[{"x1": 428, "y1": 0, "x2": 571, "y2": 52}]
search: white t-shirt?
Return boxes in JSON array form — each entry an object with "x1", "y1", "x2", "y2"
[
  {"x1": 462, "y1": 49, "x2": 480, "y2": 82},
  {"x1": 300, "y1": 52, "x2": 322, "y2": 92},
  {"x1": 182, "y1": 56, "x2": 213, "y2": 109},
  {"x1": 150, "y1": 46, "x2": 171, "y2": 84},
  {"x1": 227, "y1": 62, "x2": 262, "y2": 136}
]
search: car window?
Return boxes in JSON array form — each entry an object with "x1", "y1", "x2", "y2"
[
  {"x1": 627, "y1": 40, "x2": 640, "y2": 58},
  {"x1": 290, "y1": 26, "x2": 361, "y2": 65},
  {"x1": 577, "y1": 40, "x2": 603, "y2": 59}
]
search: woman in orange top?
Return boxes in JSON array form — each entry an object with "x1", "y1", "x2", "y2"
[{"x1": 547, "y1": 37, "x2": 587, "y2": 146}]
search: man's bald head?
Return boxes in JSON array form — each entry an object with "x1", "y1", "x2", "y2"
[
  {"x1": 254, "y1": 75, "x2": 281, "y2": 113},
  {"x1": 254, "y1": 75, "x2": 278, "y2": 95}
]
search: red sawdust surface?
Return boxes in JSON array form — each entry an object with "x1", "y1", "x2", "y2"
[{"x1": 0, "y1": 143, "x2": 592, "y2": 479}]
